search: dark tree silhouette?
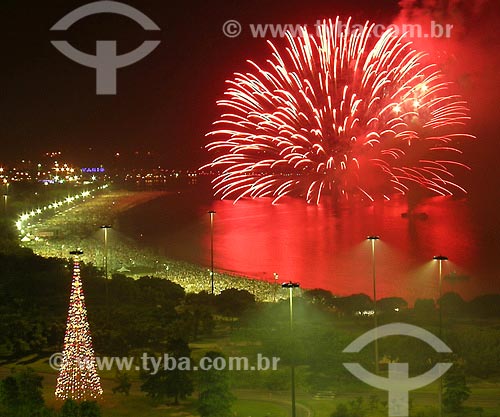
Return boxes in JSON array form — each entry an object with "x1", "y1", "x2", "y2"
[
  {"x1": 140, "y1": 338, "x2": 193, "y2": 405},
  {"x1": 0, "y1": 368, "x2": 46, "y2": 417},
  {"x1": 197, "y1": 351, "x2": 235, "y2": 417},
  {"x1": 443, "y1": 358, "x2": 470, "y2": 412}
]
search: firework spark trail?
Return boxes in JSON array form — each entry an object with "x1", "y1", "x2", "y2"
[{"x1": 203, "y1": 18, "x2": 474, "y2": 204}]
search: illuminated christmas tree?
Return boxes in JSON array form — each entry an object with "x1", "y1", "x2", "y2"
[{"x1": 55, "y1": 250, "x2": 103, "y2": 401}]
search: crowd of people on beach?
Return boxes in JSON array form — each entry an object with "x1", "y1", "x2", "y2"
[{"x1": 20, "y1": 191, "x2": 288, "y2": 302}]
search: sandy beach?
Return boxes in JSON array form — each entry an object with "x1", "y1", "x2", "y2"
[{"x1": 20, "y1": 188, "x2": 285, "y2": 302}]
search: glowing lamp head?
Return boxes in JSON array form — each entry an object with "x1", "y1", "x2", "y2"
[{"x1": 282, "y1": 281, "x2": 300, "y2": 289}]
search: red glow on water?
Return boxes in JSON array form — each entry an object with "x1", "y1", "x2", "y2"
[
  {"x1": 201, "y1": 195, "x2": 483, "y2": 303},
  {"x1": 120, "y1": 190, "x2": 496, "y2": 304}
]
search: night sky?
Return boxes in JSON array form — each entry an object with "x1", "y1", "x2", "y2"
[
  {"x1": 1, "y1": 1, "x2": 499, "y2": 212},
  {"x1": 1, "y1": 0, "x2": 405, "y2": 167}
]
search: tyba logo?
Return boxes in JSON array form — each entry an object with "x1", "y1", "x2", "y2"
[
  {"x1": 343, "y1": 323, "x2": 452, "y2": 417},
  {"x1": 50, "y1": 1, "x2": 160, "y2": 95}
]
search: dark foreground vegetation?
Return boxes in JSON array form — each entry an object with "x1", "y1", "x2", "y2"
[{"x1": 1, "y1": 245, "x2": 500, "y2": 417}]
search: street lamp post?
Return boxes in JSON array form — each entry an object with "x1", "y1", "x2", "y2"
[
  {"x1": 100, "y1": 225, "x2": 112, "y2": 280},
  {"x1": 100, "y1": 225, "x2": 112, "y2": 318},
  {"x1": 208, "y1": 211, "x2": 216, "y2": 294},
  {"x1": 433, "y1": 255, "x2": 448, "y2": 339},
  {"x1": 273, "y1": 272, "x2": 279, "y2": 302},
  {"x1": 433, "y1": 254, "x2": 448, "y2": 417},
  {"x1": 2, "y1": 181, "x2": 9, "y2": 215},
  {"x1": 282, "y1": 281, "x2": 300, "y2": 417},
  {"x1": 367, "y1": 236, "x2": 380, "y2": 374}
]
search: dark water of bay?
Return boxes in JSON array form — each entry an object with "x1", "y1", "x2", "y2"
[{"x1": 117, "y1": 182, "x2": 499, "y2": 304}]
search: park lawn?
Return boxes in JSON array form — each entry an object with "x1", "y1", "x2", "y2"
[
  {"x1": 233, "y1": 399, "x2": 288, "y2": 417},
  {"x1": 100, "y1": 396, "x2": 198, "y2": 417}
]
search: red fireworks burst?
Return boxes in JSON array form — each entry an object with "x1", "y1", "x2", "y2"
[{"x1": 203, "y1": 18, "x2": 474, "y2": 204}]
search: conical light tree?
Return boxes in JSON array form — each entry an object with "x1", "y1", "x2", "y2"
[{"x1": 55, "y1": 250, "x2": 103, "y2": 401}]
